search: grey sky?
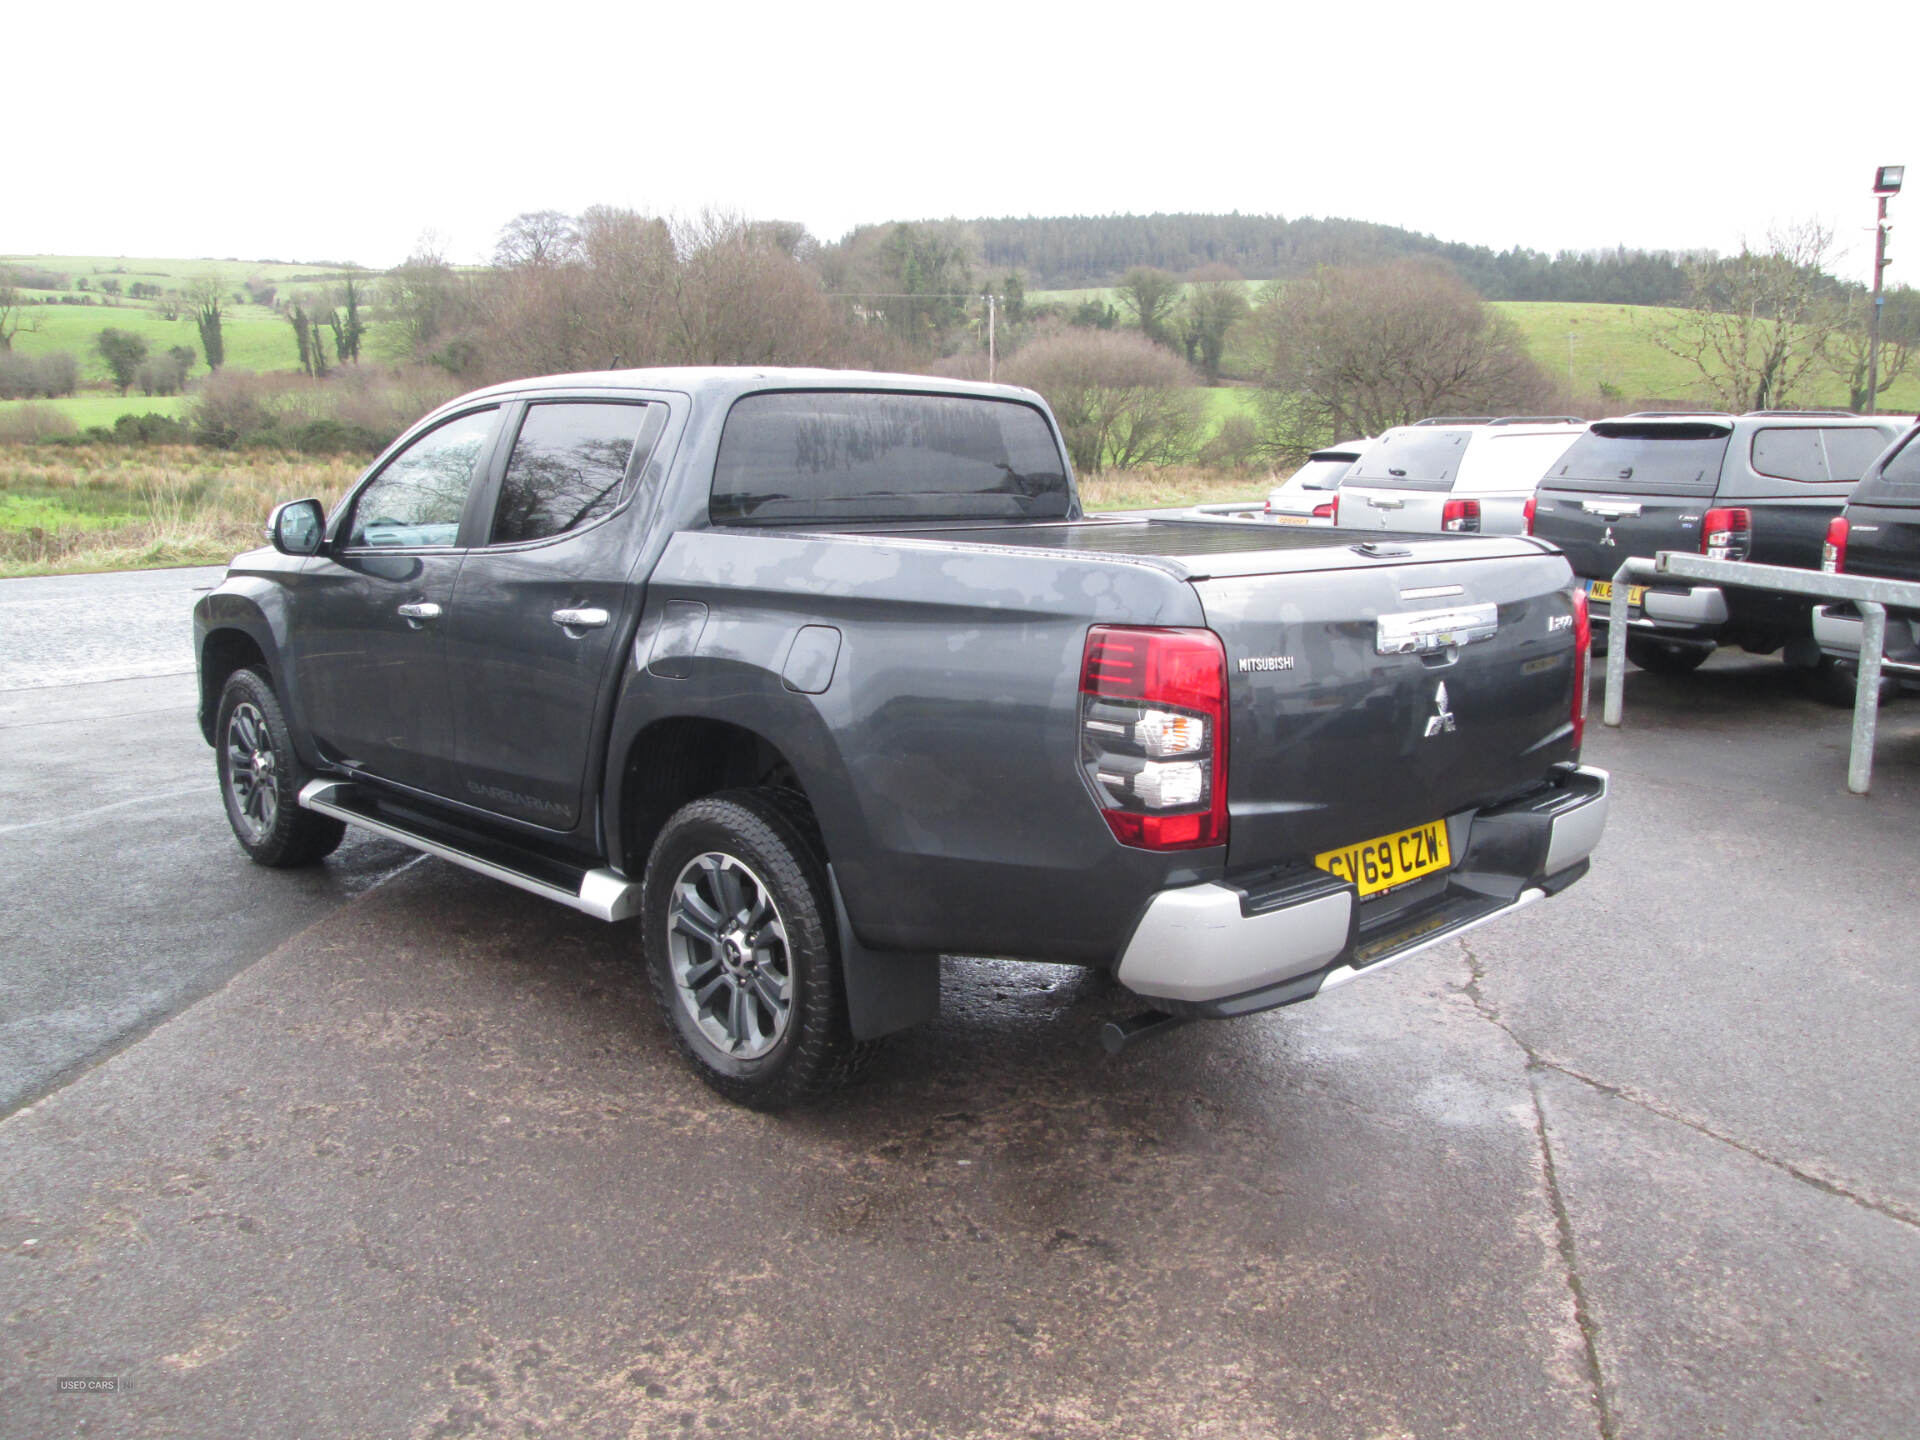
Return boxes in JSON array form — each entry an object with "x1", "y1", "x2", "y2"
[{"x1": 13, "y1": 0, "x2": 1916, "y2": 287}]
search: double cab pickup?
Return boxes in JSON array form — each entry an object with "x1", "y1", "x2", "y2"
[{"x1": 195, "y1": 368, "x2": 1608, "y2": 1106}]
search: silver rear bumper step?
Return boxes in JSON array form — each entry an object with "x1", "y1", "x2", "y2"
[{"x1": 298, "y1": 779, "x2": 642, "y2": 922}]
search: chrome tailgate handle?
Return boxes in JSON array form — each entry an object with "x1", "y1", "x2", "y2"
[
  {"x1": 1581, "y1": 499, "x2": 1642, "y2": 519},
  {"x1": 1368, "y1": 496, "x2": 1405, "y2": 509},
  {"x1": 396, "y1": 602, "x2": 442, "y2": 627},
  {"x1": 1376, "y1": 602, "x2": 1499, "y2": 655},
  {"x1": 552, "y1": 607, "x2": 610, "y2": 631}
]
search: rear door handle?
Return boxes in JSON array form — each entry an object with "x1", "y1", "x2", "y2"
[
  {"x1": 1368, "y1": 497, "x2": 1404, "y2": 509},
  {"x1": 396, "y1": 602, "x2": 442, "y2": 627},
  {"x1": 552, "y1": 607, "x2": 610, "y2": 632}
]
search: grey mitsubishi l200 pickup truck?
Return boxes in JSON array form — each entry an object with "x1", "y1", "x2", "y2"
[{"x1": 194, "y1": 369, "x2": 1609, "y2": 1107}]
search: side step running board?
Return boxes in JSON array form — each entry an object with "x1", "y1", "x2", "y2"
[{"x1": 298, "y1": 779, "x2": 643, "y2": 922}]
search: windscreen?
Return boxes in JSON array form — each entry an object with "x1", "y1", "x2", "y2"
[
  {"x1": 1543, "y1": 423, "x2": 1731, "y2": 497},
  {"x1": 710, "y1": 391, "x2": 1071, "y2": 525},
  {"x1": 1347, "y1": 429, "x2": 1471, "y2": 492}
]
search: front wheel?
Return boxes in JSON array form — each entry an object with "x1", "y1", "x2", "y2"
[
  {"x1": 215, "y1": 668, "x2": 346, "y2": 867},
  {"x1": 640, "y1": 788, "x2": 871, "y2": 1108},
  {"x1": 1626, "y1": 634, "x2": 1711, "y2": 675}
]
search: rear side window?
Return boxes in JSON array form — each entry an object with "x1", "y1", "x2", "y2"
[
  {"x1": 1348, "y1": 429, "x2": 1471, "y2": 492},
  {"x1": 711, "y1": 391, "x2": 1070, "y2": 525},
  {"x1": 1544, "y1": 423, "x2": 1730, "y2": 497},
  {"x1": 1454, "y1": 432, "x2": 1582, "y2": 495},
  {"x1": 491, "y1": 401, "x2": 656, "y2": 545},
  {"x1": 1869, "y1": 431, "x2": 1920, "y2": 493},
  {"x1": 1751, "y1": 428, "x2": 1827, "y2": 483},
  {"x1": 1821, "y1": 426, "x2": 1895, "y2": 483}
]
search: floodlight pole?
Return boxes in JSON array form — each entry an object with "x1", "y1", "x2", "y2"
[{"x1": 1868, "y1": 191, "x2": 1889, "y2": 414}]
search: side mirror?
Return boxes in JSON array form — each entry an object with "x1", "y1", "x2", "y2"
[{"x1": 267, "y1": 498, "x2": 325, "y2": 556}]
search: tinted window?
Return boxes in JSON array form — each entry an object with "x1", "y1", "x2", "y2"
[
  {"x1": 347, "y1": 409, "x2": 498, "y2": 548},
  {"x1": 492, "y1": 402, "x2": 651, "y2": 545},
  {"x1": 1822, "y1": 427, "x2": 1895, "y2": 483},
  {"x1": 1751, "y1": 427, "x2": 1826, "y2": 483},
  {"x1": 1544, "y1": 423, "x2": 1730, "y2": 497},
  {"x1": 1348, "y1": 429, "x2": 1471, "y2": 492},
  {"x1": 1876, "y1": 431, "x2": 1920, "y2": 489},
  {"x1": 1288, "y1": 457, "x2": 1354, "y2": 491},
  {"x1": 711, "y1": 391, "x2": 1070, "y2": 525}
]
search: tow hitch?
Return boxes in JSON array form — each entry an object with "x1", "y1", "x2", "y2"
[{"x1": 1100, "y1": 1009, "x2": 1190, "y2": 1054}]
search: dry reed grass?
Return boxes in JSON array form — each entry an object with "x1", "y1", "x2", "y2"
[{"x1": 0, "y1": 445, "x2": 364, "y2": 577}]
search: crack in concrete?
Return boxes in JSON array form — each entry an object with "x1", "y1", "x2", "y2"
[
  {"x1": 1457, "y1": 944, "x2": 1920, "y2": 1234},
  {"x1": 1461, "y1": 946, "x2": 1618, "y2": 1440}
]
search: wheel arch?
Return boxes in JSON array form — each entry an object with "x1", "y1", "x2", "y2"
[
  {"x1": 197, "y1": 624, "x2": 275, "y2": 744},
  {"x1": 614, "y1": 715, "x2": 820, "y2": 876}
]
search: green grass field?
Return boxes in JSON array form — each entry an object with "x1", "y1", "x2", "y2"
[{"x1": 0, "y1": 394, "x2": 189, "y2": 427}]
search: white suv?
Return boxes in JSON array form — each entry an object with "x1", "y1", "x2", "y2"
[{"x1": 1335, "y1": 417, "x2": 1586, "y2": 536}]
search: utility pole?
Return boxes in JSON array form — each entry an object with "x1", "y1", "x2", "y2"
[
  {"x1": 985, "y1": 292, "x2": 997, "y2": 382},
  {"x1": 1868, "y1": 165, "x2": 1905, "y2": 415},
  {"x1": 1564, "y1": 330, "x2": 1578, "y2": 399}
]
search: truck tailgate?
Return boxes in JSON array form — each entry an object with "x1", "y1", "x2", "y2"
[{"x1": 1194, "y1": 550, "x2": 1581, "y2": 868}]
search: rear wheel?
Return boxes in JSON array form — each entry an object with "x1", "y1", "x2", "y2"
[
  {"x1": 1626, "y1": 635, "x2": 1711, "y2": 675},
  {"x1": 1808, "y1": 655, "x2": 1892, "y2": 708},
  {"x1": 641, "y1": 788, "x2": 871, "y2": 1108},
  {"x1": 215, "y1": 668, "x2": 346, "y2": 867}
]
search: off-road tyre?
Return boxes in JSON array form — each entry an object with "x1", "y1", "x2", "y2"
[
  {"x1": 1626, "y1": 634, "x2": 1711, "y2": 675},
  {"x1": 215, "y1": 667, "x2": 347, "y2": 867},
  {"x1": 641, "y1": 787, "x2": 875, "y2": 1109}
]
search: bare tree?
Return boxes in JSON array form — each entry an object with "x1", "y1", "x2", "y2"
[
  {"x1": 1180, "y1": 264, "x2": 1250, "y2": 382},
  {"x1": 1645, "y1": 221, "x2": 1848, "y2": 412},
  {"x1": 1001, "y1": 328, "x2": 1205, "y2": 472},
  {"x1": 494, "y1": 210, "x2": 581, "y2": 269},
  {"x1": 1832, "y1": 285, "x2": 1919, "y2": 413},
  {"x1": 0, "y1": 268, "x2": 39, "y2": 352},
  {"x1": 1248, "y1": 258, "x2": 1553, "y2": 457},
  {"x1": 1116, "y1": 266, "x2": 1180, "y2": 348}
]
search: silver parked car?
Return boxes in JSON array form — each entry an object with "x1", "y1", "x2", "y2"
[
  {"x1": 1262, "y1": 439, "x2": 1373, "y2": 526},
  {"x1": 1335, "y1": 418, "x2": 1587, "y2": 535}
]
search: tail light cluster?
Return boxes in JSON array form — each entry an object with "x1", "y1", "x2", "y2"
[
  {"x1": 1079, "y1": 626, "x2": 1228, "y2": 851},
  {"x1": 1330, "y1": 494, "x2": 1342, "y2": 526},
  {"x1": 1823, "y1": 515, "x2": 1849, "y2": 574},
  {"x1": 1311, "y1": 500, "x2": 1337, "y2": 520},
  {"x1": 1569, "y1": 587, "x2": 1591, "y2": 755},
  {"x1": 1522, "y1": 496, "x2": 1538, "y2": 534},
  {"x1": 1701, "y1": 506, "x2": 1751, "y2": 561},
  {"x1": 1442, "y1": 498, "x2": 1481, "y2": 533}
]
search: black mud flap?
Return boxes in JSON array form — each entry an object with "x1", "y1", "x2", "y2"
[{"x1": 828, "y1": 865, "x2": 940, "y2": 1040}]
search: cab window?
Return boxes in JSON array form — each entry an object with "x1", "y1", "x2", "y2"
[
  {"x1": 346, "y1": 409, "x2": 499, "y2": 548},
  {"x1": 490, "y1": 402, "x2": 654, "y2": 545}
]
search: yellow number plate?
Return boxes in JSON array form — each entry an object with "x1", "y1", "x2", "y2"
[
  {"x1": 1269, "y1": 512, "x2": 1311, "y2": 526},
  {"x1": 1586, "y1": 578, "x2": 1646, "y2": 606},
  {"x1": 1315, "y1": 819, "x2": 1453, "y2": 899}
]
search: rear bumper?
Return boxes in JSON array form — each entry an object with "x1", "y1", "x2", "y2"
[
  {"x1": 1115, "y1": 764, "x2": 1609, "y2": 1016},
  {"x1": 1814, "y1": 603, "x2": 1920, "y2": 672},
  {"x1": 1637, "y1": 583, "x2": 1729, "y2": 633}
]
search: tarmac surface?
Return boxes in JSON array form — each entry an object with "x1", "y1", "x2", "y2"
[{"x1": 2, "y1": 565, "x2": 1918, "y2": 1439}]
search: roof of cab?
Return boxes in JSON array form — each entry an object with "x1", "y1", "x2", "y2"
[{"x1": 447, "y1": 366, "x2": 1048, "y2": 410}]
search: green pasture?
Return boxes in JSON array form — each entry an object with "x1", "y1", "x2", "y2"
[
  {"x1": 6, "y1": 303, "x2": 313, "y2": 383},
  {"x1": 0, "y1": 394, "x2": 190, "y2": 428},
  {"x1": 4, "y1": 253, "x2": 371, "y2": 296}
]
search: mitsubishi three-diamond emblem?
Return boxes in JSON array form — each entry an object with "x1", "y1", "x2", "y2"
[
  {"x1": 1424, "y1": 681, "x2": 1457, "y2": 738},
  {"x1": 1601, "y1": 525, "x2": 1617, "y2": 546}
]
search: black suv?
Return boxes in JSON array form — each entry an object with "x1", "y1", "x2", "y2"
[
  {"x1": 1529, "y1": 411, "x2": 1903, "y2": 674},
  {"x1": 1813, "y1": 418, "x2": 1920, "y2": 681}
]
